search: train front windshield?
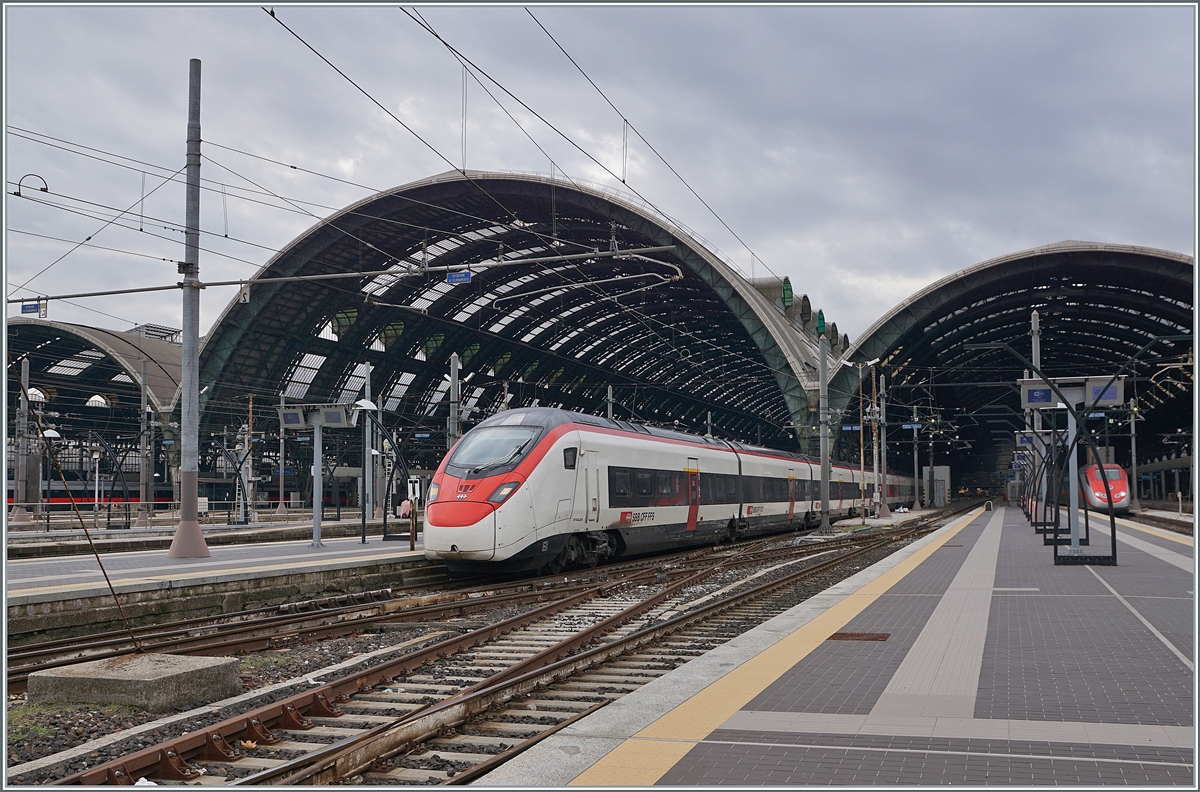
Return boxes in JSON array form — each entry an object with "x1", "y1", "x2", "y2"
[
  {"x1": 1094, "y1": 468, "x2": 1123, "y2": 481},
  {"x1": 449, "y1": 427, "x2": 540, "y2": 471}
]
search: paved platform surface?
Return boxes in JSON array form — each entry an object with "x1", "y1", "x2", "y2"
[
  {"x1": 478, "y1": 507, "x2": 1194, "y2": 786},
  {"x1": 5, "y1": 530, "x2": 426, "y2": 602}
]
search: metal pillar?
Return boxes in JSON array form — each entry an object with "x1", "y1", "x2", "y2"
[
  {"x1": 1066, "y1": 407, "x2": 1081, "y2": 553},
  {"x1": 447, "y1": 353, "x2": 461, "y2": 450},
  {"x1": 858, "y1": 366, "x2": 865, "y2": 518},
  {"x1": 311, "y1": 420, "x2": 325, "y2": 548},
  {"x1": 817, "y1": 315, "x2": 833, "y2": 533},
  {"x1": 1128, "y1": 398, "x2": 1142, "y2": 512},
  {"x1": 878, "y1": 374, "x2": 891, "y2": 519},
  {"x1": 912, "y1": 405, "x2": 921, "y2": 510},
  {"x1": 706, "y1": 411, "x2": 712, "y2": 437},
  {"x1": 11, "y1": 358, "x2": 31, "y2": 522},
  {"x1": 168, "y1": 57, "x2": 209, "y2": 558},
  {"x1": 363, "y1": 362, "x2": 374, "y2": 522},
  {"x1": 276, "y1": 393, "x2": 287, "y2": 515},
  {"x1": 607, "y1": 385, "x2": 613, "y2": 420},
  {"x1": 134, "y1": 360, "x2": 151, "y2": 526}
]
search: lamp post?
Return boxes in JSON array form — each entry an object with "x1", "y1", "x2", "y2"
[
  {"x1": 355, "y1": 397, "x2": 378, "y2": 544},
  {"x1": 42, "y1": 428, "x2": 60, "y2": 531}
]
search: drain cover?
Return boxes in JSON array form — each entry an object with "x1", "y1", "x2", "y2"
[{"x1": 828, "y1": 632, "x2": 890, "y2": 641}]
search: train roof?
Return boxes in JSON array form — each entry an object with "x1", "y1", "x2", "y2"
[{"x1": 475, "y1": 407, "x2": 819, "y2": 465}]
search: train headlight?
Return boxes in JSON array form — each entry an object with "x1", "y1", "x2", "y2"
[
  {"x1": 487, "y1": 481, "x2": 522, "y2": 503},
  {"x1": 427, "y1": 482, "x2": 439, "y2": 503}
]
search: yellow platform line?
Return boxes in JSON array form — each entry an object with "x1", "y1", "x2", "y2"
[
  {"x1": 571, "y1": 507, "x2": 986, "y2": 786},
  {"x1": 7, "y1": 553, "x2": 395, "y2": 597},
  {"x1": 1113, "y1": 516, "x2": 1193, "y2": 547}
]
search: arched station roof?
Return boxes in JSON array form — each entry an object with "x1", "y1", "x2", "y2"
[
  {"x1": 198, "y1": 171, "x2": 821, "y2": 462},
  {"x1": 833, "y1": 241, "x2": 1194, "y2": 481},
  {"x1": 7, "y1": 319, "x2": 182, "y2": 439}
]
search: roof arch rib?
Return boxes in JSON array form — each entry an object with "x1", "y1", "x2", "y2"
[{"x1": 197, "y1": 171, "x2": 817, "y2": 462}]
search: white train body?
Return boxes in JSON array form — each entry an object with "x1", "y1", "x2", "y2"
[{"x1": 424, "y1": 408, "x2": 914, "y2": 573}]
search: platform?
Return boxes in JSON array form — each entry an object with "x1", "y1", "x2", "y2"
[
  {"x1": 6, "y1": 529, "x2": 429, "y2": 643},
  {"x1": 478, "y1": 506, "x2": 1194, "y2": 786}
]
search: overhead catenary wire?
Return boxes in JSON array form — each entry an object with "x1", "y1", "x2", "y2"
[
  {"x1": 11, "y1": 163, "x2": 186, "y2": 294},
  {"x1": 523, "y1": 8, "x2": 782, "y2": 282},
  {"x1": 262, "y1": 7, "x2": 769, "y2": 400}
]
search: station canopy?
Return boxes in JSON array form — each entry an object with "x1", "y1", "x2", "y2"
[
  {"x1": 7, "y1": 319, "x2": 182, "y2": 441},
  {"x1": 832, "y1": 241, "x2": 1194, "y2": 485},
  {"x1": 198, "y1": 171, "x2": 825, "y2": 467}
]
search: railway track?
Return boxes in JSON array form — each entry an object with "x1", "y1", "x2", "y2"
[
  {"x1": 7, "y1": 532, "x2": 871, "y2": 693},
  {"x1": 13, "y1": 517, "x2": 959, "y2": 786}
]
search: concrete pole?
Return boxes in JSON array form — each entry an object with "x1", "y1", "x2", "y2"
[
  {"x1": 11, "y1": 358, "x2": 31, "y2": 522},
  {"x1": 168, "y1": 57, "x2": 209, "y2": 558},
  {"x1": 276, "y1": 393, "x2": 287, "y2": 515},
  {"x1": 311, "y1": 419, "x2": 324, "y2": 547},
  {"x1": 878, "y1": 374, "x2": 891, "y2": 519},
  {"x1": 1128, "y1": 398, "x2": 1142, "y2": 512},
  {"x1": 818, "y1": 323, "x2": 833, "y2": 534},
  {"x1": 447, "y1": 353, "x2": 461, "y2": 450}
]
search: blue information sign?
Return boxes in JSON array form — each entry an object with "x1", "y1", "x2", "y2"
[
  {"x1": 21, "y1": 303, "x2": 39, "y2": 314},
  {"x1": 901, "y1": 423, "x2": 923, "y2": 429},
  {"x1": 273, "y1": 467, "x2": 295, "y2": 475},
  {"x1": 446, "y1": 271, "x2": 472, "y2": 284}
]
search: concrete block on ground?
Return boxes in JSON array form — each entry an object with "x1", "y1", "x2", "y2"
[{"x1": 27, "y1": 653, "x2": 242, "y2": 713}]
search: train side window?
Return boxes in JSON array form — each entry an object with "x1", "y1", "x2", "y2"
[
  {"x1": 635, "y1": 469, "x2": 654, "y2": 498},
  {"x1": 563, "y1": 447, "x2": 577, "y2": 470},
  {"x1": 611, "y1": 468, "x2": 632, "y2": 500}
]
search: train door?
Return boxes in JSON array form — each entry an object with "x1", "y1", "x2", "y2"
[
  {"x1": 787, "y1": 469, "x2": 796, "y2": 521},
  {"x1": 588, "y1": 451, "x2": 600, "y2": 523},
  {"x1": 686, "y1": 458, "x2": 700, "y2": 531}
]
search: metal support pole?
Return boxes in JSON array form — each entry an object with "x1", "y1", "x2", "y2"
[
  {"x1": 607, "y1": 385, "x2": 613, "y2": 420},
  {"x1": 447, "y1": 353, "x2": 461, "y2": 450},
  {"x1": 168, "y1": 57, "x2": 209, "y2": 558},
  {"x1": 706, "y1": 411, "x2": 712, "y2": 437},
  {"x1": 276, "y1": 393, "x2": 287, "y2": 515},
  {"x1": 912, "y1": 405, "x2": 921, "y2": 510},
  {"x1": 135, "y1": 360, "x2": 151, "y2": 526},
  {"x1": 1067, "y1": 407, "x2": 1081, "y2": 553},
  {"x1": 879, "y1": 374, "x2": 891, "y2": 519},
  {"x1": 11, "y1": 358, "x2": 31, "y2": 522},
  {"x1": 858, "y1": 366, "x2": 865, "y2": 517},
  {"x1": 1128, "y1": 398, "x2": 1142, "y2": 512},
  {"x1": 871, "y1": 371, "x2": 880, "y2": 517},
  {"x1": 311, "y1": 421, "x2": 324, "y2": 548},
  {"x1": 818, "y1": 321, "x2": 833, "y2": 533},
  {"x1": 363, "y1": 362, "x2": 373, "y2": 524}
]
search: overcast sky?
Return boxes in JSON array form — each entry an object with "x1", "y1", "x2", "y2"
[{"x1": 4, "y1": 4, "x2": 1195, "y2": 342}]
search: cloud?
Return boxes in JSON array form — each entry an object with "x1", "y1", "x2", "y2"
[{"x1": 4, "y1": 5, "x2": 1193, "y2": 339}]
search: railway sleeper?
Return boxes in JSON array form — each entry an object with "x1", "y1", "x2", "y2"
[
  {"x1": 462, "y1": 722, "x2": 544, "y2": 737},
  {"x1": 508, "y1": 698, "x2": 595, "y2": 712},
  {"x1": 365, "y1": 767, "x2": 451, "y2": 782}
]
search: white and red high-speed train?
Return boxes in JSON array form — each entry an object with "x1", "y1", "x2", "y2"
[
  {"x1": 424, "y1": 407, "x2": 915, "y2": 574},
  {"x1": 1080, "y1": 464, "x2": 1131, "y2": 513}
]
